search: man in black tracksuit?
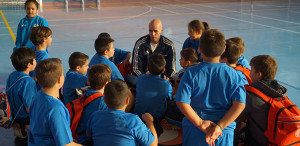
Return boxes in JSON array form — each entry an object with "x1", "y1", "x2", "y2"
[{"x1": 132, "y1": 19, "x2": 176, "y2": 78}]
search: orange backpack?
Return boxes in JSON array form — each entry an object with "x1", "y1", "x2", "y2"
[
  {"x1": 66, "y1": 92, "x2": 103, "y2": 139},
  {"x1": 235, "y1": 65, "x2": 252, "y2": 84},
  {"x1": 245, "y1": 85, "x2": 300, "y2": 146}
]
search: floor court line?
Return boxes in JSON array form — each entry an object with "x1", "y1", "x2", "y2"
[
  {"x1": 153, "y1": 6, "x2": 180, "y2": 15},
  {"x1": 38, "y1": 0, "x2": 299, "y2": 13},
  {"x1": 0, "y1": 34, "x2": 12, "y2": 36},
  {"x1": 47, "y1": 11, "x2": 230, "y2": 23},
  {"x1": 31, "y1": 1, "x2": 299, "y2": 24},
  {"x1": 50, "y1": 3, "x2": 153, "y2": 27},
  {"x1": 175, "y1": 0, "x2": 300, "y2": 24},
  {"x1": 255, "y1": 2, "x2": 299, "y2": 8},
  {"x1": 0, "y1": 10, "x2": 16, "y2": 42},
  {"x1": 201, "y1": 4, "x2": 300, "y2": 26},
  {"x1": 278, "y1": 81, "x2": 300, "y2": 91},
  {"x1": 153, "y1": 0, "x2": 300, "y2": 35},
  {"x1": 43, "y1": 7, "x2": 240, "y2": 27},
  {"x1": 27, "y1": 7, "x2": 300, "y2": 23}
]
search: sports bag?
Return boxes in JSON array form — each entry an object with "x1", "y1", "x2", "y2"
[
  {"x1": 245, "y1": 85, "x2": 300, "y2": 146},
  {"x1": 0, "y1": 76, "x2": 29, "y2": 128},
  {"x1": 66, "y1": 91, "x2": 103, "y2": 139}
]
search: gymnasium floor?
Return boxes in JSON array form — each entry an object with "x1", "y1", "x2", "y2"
[{"x1": 0, "y1": 0, "x2": 300, "y2": 145}]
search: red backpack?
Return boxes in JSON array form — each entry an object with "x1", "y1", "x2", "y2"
[
  {"x1": 117, "y1": 62, "x2": 132, "y2": 78},
  {"x1": 0, "y1": 88, "x2": 11, "y2": 127},
  {"x1": 245, "y1": 85, "x2": 300, "y2": 146},
  {"x1": 235, "y1": 65, "x2": 252, "y2": 84},
  {"x1": 66, "y1": 92, "x2": 103, "y2": 139}
]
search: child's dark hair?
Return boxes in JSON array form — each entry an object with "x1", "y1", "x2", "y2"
[
  {"x1": 199, "y1": 29, "x2": 225, "y2": 57},
  {"x1": 35, "y1": 58, "x2": 63, "y2": 88},
  {"x1": 98, "y1": 32, "x2": 111, "y2": 38},
  {"x1": 30, "y1": 26, "x2": 52, "y2": 46},
  {"x1": 25, "y1": 0, "x2": 39, "y2": 9},
  {"x1": 94, "y1": 37, "x2": 114, "y2": 56},
  {"x1": 11, "y1": 47, "x2": 36, "y2": 72},
  {"x1": 226, "y1": 37, "x2": 245, "y2": 55},
  {"x1": 68, "y1": 52, "x2": 89, "y2": 70},
  {"x1": 188, "y1": 19, "x2": 210, "y2": 32},
  {"x1": 148, "y1": 53, "x2": 166, "y2": 75},
  {"x1": 250, "y1": 55, "x2": 277, "y2": 80},
  {"x1": 104, "y1": 79, "x2": 129, "y2": 109},
  {"x1": 181, "y1": 48, "x2": 198, "y2": 63},
  {"x1": 88, "y1": 64, "x2": 111, "y2": 90},
  {"x1": 220, "y1": 41, "x2": 240, "y2": 64}
]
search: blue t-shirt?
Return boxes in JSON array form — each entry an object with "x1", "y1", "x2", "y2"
[
  {"x1": 29, "y1": 91, "x2": 73, "y2": 146},
  {"x1": 237, "y1": 55, "x2": 251, "y2": 69},
  {"x1": 14, "y1": 15, "x2": 49, "y2": 50},
  {"x1": 182, "y1": 37, "x2": 202, "y2": 62},
  {"x1": 89, "y1": 54, "x2": 124, "y2": 80},
  {"x1": 63, "y1": 70, "x2": 88, "y2": 105},
  {"x1": 87, "y1": 109, "x2": 155, "y2": 146},
  {"x1": 175, "y1": 62, "x2": 246, "y2": 130},
  {"x1": 30, "y1": 50, "x2": 49, "y2": 77},
  {"x1": 35, "y1": 50, "x2": 49, "y2": 62},
  {"x1": 6, "y1": 71, "x2": 37, "y2": 119},
  {"x1": 109, "y1": 48, "x2": 130, "y2": 66},
  {"x1": 76, "y1": 89, "x2": 107, "y2": 145},
  {"x1": 134, "y1": 74, "x2": 172, "y2": 118}
]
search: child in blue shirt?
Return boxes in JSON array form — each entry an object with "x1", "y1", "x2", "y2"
[
  {"x1": 87, "y1": 80, "x2": 158, "y2": 146},
  {"x1": 175, "y1": 29, "x2": 246, "y2": 146},
  {"x1": 173, "y1": 48, "x2": 199, "y2": 81},
  {"x1": 6, "y1": 47, "x2": 37, "y2": 142},
  {"x1": 29, "y1": 26, "x2": 52, "y2": 77},
  {"x1": 165, "y1": 48, "x2": 199, "y2": 128},
  {"x1": 220, "y1": 38, "x2": 251, "y2": 85},
  {"x1": 75, "y1": 64, "x2": 111, "y2": 145},
  {"x1": 182, "y1": 19, "x2": 210, "y2": 62},
  {"x1": 63, "y1": 52, "x2": 89, "y2": 105},
  {"x1": 98, "y1": 33, "x2": 132, "y2": 68},
  {"x1": 228, "y1": 37, "x2": 251, "y2": 69},
  {"x1": 29, "y1": 58, "x2": 81, "y2": 146},
  {"x1": 14, "y1": 0, "x2": 49, "y2": 51},
  {"x1": 89, "y1": 35, "x2": 124, "y2": 80},
  {"x1": 134, "y1": 53, "x2": 172, "y2": 136}
]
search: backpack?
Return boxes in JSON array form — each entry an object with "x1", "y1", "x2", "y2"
[
  {"x1": 66, "y1": 91, "x2": 103, "y2": 139},
  {"x1": 245, "y1": 85, "x2": 300, "y2": 146},
  {"x1": 117, "y1": 62, "x2": 132, "y2": 78},
  {"x1": 0, "y1": 88, "x2": 11, "y2": 127},
  {"x1": 0, "y1": 76, "x2": 29, "y2": 128},
  {"x1": 235, "y1": 65, "x2": 252, "y2": 84}
]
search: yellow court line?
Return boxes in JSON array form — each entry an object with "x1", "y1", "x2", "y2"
[{"x1": 0, "y1": 10, "x2": 16, "y2": 42}]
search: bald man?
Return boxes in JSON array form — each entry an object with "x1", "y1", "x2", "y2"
[{"x1": 132, "y1": 19, "x2": 176, "y2": 77}]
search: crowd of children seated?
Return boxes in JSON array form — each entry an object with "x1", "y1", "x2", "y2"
[{"x1": 2, "y1": 0, "x2": 300, "y2": 146}]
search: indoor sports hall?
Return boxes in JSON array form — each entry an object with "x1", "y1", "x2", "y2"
[{"x1": 0, "y1": 0, "x2": 300, "y2": 145}]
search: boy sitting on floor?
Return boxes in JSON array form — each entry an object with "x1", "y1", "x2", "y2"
[
  {"x1": 63, "y1": 52, "x2": 89, "y2": 105},
  {"x1": 87, "y1": 80, "x2": 158, "y2": 146}
]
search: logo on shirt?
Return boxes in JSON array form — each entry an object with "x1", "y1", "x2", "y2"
[
  {"x1": 33, "y1": 24, "x2": 39, "y2": 27},
  {"x1": 21, "y1": 24, "x2": 26, "y2": 27}
]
